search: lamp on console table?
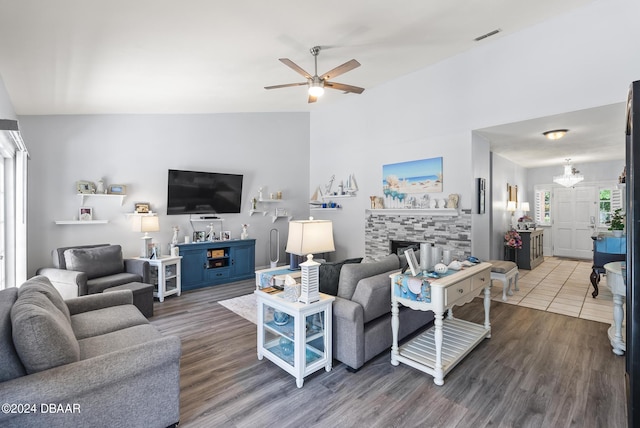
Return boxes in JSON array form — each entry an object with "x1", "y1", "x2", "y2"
[
  {"x1": 132, "y1": 215, "x2": 160, "y2": 258},
  {"x1": 285, "y1": 218, "x2": 335, "y2": 304}
]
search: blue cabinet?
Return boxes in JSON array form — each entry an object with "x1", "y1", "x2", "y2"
[{"x1": 177, "y1": 239, "x2": 256, "y2": 291}]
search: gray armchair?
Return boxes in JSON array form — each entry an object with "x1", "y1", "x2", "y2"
[{"x1": 36, "y1": 244, "x2": 149, "y2": 299}]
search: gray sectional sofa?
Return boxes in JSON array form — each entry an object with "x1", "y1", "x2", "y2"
[
  {"x1": 331, "y1": 253, "x2": 435, "y2": 371},
  {"x1": 0, "y1": 276, "x2": 181, "y2": 428}
]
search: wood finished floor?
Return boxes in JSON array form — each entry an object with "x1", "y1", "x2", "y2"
[{"x1": 150, "y1": 280, "x2": 627, "y2": 428}]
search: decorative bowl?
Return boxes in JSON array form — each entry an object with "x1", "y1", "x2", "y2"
[{"x1": 273, "y1": 311, "x2": 290, "y2": 326}]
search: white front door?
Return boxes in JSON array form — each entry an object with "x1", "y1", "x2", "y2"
[{"x1": 553, "y1": 186, "x2": 597, "y2": 259}]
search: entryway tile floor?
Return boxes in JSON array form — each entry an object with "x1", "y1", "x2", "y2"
[{"x1": 490, "y1": 256, "x2": 614, "y2": 324}]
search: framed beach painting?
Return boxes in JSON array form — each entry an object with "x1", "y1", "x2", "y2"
[{"x1": 382, "y1": 157, "x2": 443, "y2": 195}]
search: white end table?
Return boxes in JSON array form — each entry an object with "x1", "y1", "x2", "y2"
[
  {"x1": 139, "y1": 256, "x2": 182, "y2": 302},
  {"x1": 255, "y1": 289, "x2": 334, "y2": 388},
  {"x1": 604, "y1": 261, "x2": 626, "y2": 355}
]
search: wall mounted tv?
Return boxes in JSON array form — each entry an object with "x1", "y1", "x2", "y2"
[{"x1": 167, "y1": 169, "x2": 244, "y2": 215}]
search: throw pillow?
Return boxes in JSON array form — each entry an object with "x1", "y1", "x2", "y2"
[
  {"x1": 337, "y1": 254, "x2": 400, "y2": 300},
  {"x1": 64, "y1": 245, "x2": 124, "y2": 280},
  {"x1": 0, "y1": 288, "x2": 26, "y2": 382},
  {"x1": 18, "y1": 275, "x2": 71, "y2": 323},
  {"x1": 11, "y1": 288, "x2": 80, "y2": 374},
  {"x1": 319, "y1": 258, "x2": 363, "y2": 296}
]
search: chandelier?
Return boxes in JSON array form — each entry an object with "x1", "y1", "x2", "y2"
[{"x1": 553, "y1": 159, "x2": 584, "y2": 187}]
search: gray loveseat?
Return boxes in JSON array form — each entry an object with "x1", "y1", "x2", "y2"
[
  {"x1": 0, "y1": 276, "x2": 181, "y2": 428},
  {"x1": 36, "y1": 244, "x2": 149, "y2": 299},
  {"x1": 332, "y1": 253, "x2": 434, "y2": 371}
]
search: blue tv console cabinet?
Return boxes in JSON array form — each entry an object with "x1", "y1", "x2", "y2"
[{"x1": 177, "y1": 239, "x2": 256, "y2": 291}]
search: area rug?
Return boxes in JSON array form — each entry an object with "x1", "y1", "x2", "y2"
[{"x1": 218, "y1": 294, "x2": 257, "y2": 325}]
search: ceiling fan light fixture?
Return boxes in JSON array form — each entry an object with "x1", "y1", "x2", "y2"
[
  {"x1": 543, "y1": 129, "x2": 569, "y2": 140},
  {"x1": 308, "y1": 77, "x2": 324, "y2": 97}
]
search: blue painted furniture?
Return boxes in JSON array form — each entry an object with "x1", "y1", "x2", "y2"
[
  {"x1": 177, "y1": 239, "x2": 255, "y2": 290},
  {"x1": 591, "y1": 234, "x2": 626, "y2": 298}
]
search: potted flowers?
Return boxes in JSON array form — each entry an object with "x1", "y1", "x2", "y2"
[{"x1": 609, "y1": 209, "x2": 625, "y2": 237}]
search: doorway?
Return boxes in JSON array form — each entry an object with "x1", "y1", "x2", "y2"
[{"x1": 552, "y1": 186, "x2": 597, "y2": 259}]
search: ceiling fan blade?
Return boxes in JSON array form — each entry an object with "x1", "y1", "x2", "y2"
[
  {"x1": 279, "y1": 58, "x2": 312, "y2": 79},
  {"x1": 264, "y1": 82, "x2": 307, "y2": 90},
  {"x1": 324, "y1": 82, "x2": 365, "y2": 94},
  {"x1": 320, "y1": 59, "x2": 360, "y2": 80},
  {"x1": 308, "y1": 94, "x2": 318, "y2": 103}
]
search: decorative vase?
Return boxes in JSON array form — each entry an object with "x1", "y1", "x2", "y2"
[{"x1": 279, "y1": 337, "x2": 294, "y2": 356}]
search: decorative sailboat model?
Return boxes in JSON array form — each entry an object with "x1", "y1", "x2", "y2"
[
  {"x1": 344, "y1": 174, "x2": 358, "y2": 195},
  {"x1": 310, "y1": 186, "x2": 323, "y2": 206}
]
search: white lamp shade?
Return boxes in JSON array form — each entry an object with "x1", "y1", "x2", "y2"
[
  {"x1": 506, "y1": 201, "x2": 517, "y2": 212},
  {"x1": 285, "y1": 219, "x2": 335, "y2": 256},
  {"x1": 520, "y1": 202, "x2": 530, "y2": 212},
  {"x1": 132, "y1": 215, "x2": 160, "y2": 233}
]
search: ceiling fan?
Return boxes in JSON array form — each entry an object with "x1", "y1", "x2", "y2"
[{"x1": 265, "y1": 46, "x2": 365, "y2": 103}]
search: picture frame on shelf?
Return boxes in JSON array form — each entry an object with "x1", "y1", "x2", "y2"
[
  {"x1": 222, "y1": 230, "x2": 231, "y2": 240},
  {"x1": 275, "y1": 208, "x2": 287, "y2": 217},
  {"x1": 108, "y1": 184, "x2": 127, "y2": 195},
  {"x1": 76, "y1": 180, "x2": 95, "y2": 194},
  {"x1": 79, "y1": 207, "x2": 93, "y2": 221},
  {"x1": 404, "y1": 248, "x2": 420, "y2": 276},
  {"x1": 135, "y1": 202, "x2": 150, "y2": 213},
  {"x1": 193, "y1": 231, "x2": 206, "y2": 243}
]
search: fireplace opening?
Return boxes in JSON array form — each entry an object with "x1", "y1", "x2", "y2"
[{"x1": 390, "y1": 240, "x2": 423, "y2": 256}]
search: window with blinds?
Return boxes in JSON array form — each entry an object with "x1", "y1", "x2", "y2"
[
  {"x1": 534, "y1": 188, "x2": 551, "y2": 226},
  {"x1": 599, "y1": 186, "x2": 624, "y2": 227}
]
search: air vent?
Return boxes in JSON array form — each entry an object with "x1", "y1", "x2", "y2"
[{"x1": 474, "y1": 29, "x2": 501, "y2": 42}]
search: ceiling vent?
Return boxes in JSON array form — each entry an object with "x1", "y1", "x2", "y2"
[{"x1": 474, "y1": 29, "x2": 501, "y2": 42}]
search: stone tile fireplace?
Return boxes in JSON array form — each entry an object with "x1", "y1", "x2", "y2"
[{"x1": 364, "y1": 209, "x2": 472, "y2": 261}]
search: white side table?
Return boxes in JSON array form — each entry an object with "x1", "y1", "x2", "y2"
[
  {"x1": 255, "y1": 289, "x2": 334, "y2": 388},
  {"x1": 140, "y1": 256, "x2": 182, "y2": 302},
  {"x1": 604, "y1": 261, "x2": 626, "y2": 355}
]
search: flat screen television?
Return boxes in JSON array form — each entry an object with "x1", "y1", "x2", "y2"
[{"x1": 167, "y1": 169, "x2": 243, "y2": 215}]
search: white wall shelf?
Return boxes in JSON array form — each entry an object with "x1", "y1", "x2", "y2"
[
  {"x1": 77, "y1": 193, "x2": 126, "y2": 205},
  {"x1": 249, "y1": 210, "x2": 268, "y2": 216},
  {"x1": 55, "y1": 220, "x2": 109, "y2": 225},
  {"x1": 321, "y1": 194, "x2": 355, "y2": 199},
  {"x1": 366, "y1": 208, "x2": 458, "y2": 216},
  {"x1": 271, "y1": 215, "x2": 293, "y2": 223},
  {"x1": 310, "y1": 208, "x2": 340, "y2": 211}
]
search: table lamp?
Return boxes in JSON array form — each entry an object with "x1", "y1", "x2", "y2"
[
  {"x1": 132, "y1": 215, "x2": 160, "y2": 258},
  {"x1": 285, "y1": 218, "x2": 335, "y2": 304}
]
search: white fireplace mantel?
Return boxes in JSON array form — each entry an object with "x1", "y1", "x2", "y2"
[{"x1": 366, "y1": 208, "x2": 459, "y2": 217}]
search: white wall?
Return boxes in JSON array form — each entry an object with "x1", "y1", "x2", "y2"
[
  {"x1": 0, "y1": 75, "x2": 16, "y2": 120},
  {"x1": 309, "y1": 0, "x2": 640, "y2": 260},
  {"x1": 20, "y1": 113, "x2": 310, "y2": 276},
  {"x1": 491, "y1": 154, "x2": 528, "y2": 259}
]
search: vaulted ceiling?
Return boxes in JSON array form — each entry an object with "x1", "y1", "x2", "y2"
[{"x1": 0, "y1": 0, "x2": 623, "y2": 167}]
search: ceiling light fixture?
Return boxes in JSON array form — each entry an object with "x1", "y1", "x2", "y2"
[
  {"x1": 308, "y1": 76, "x2": 324, "y2": 97},
  {"x1": 543, "y1": 129, "x2": 569, "y2": 140},
  {"x1": 553, "y1": 158, "x2": 584, "y2": 187}
]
